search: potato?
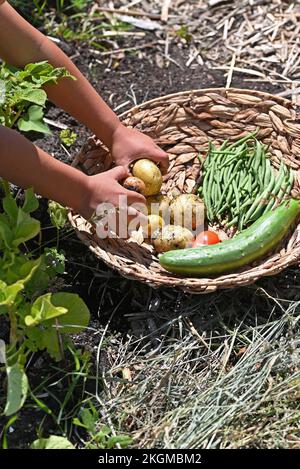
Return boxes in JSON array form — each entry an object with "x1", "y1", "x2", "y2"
[
  {"x1": 132, "y1": 159, "x2": 162, "y2": 196},
  {"x1": 152, "y1": 224, "x2": 194, "y2": 253},
  {"x1": 144, "y1": 214, "x2": 165, "y2": 238},
  {"x1": 123, "y1": 176, "x2": 146, "y2": 194},
  {"x1": 146, "y1": 194, "x2": 171, "y2": 219},
  {"x1": 170, "y1": 194, "x2": 205, "y2": 230}
]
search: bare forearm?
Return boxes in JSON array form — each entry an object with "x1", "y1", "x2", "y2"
[
  {"x1": 0, "y1": 126, "x2": 88, "y2": 214},
  {"x1": 0, "y1": 2, "x2": 121, "y2": 147}
]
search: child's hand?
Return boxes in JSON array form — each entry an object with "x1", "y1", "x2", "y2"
[
  {"x1": 80, "y1": 166, "x2": 147, "y2": 224},
  {"x1": 110, "y1": 125, "x2": 169, "y2": 174}
]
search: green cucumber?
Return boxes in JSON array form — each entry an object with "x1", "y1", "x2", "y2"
[{"x1": 159, "y1": 198, "x2": 300, "y2": 276}]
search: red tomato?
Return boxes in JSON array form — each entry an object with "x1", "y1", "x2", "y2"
[{"x1": 193, "y1": 230, "x2": 220, "y2": 247}]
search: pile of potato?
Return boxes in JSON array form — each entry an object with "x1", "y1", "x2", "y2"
[{"x1": 123, "y1": 159, "x2": 205, "y2": 253}]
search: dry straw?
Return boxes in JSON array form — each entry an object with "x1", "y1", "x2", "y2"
[{"x1": 69, "y1": 88, "x2": 300, "y2": 293}]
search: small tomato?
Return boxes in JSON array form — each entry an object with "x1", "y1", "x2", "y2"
[{"x1": 193, "y1": 230, "x2": 220, "y2": 247}]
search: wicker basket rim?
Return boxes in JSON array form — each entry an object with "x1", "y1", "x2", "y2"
[{"x1": 118, "y1": 87, "x2": 293, "y2": 118}]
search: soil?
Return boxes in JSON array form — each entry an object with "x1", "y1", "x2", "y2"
[{"x1": 1, "y1": 36, "x2": 290, "y2": 448}]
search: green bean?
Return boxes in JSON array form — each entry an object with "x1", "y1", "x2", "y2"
[
  {"x1": 234, "y1": 199, "x2": 253, "y2": 215},
  {"x1": 215, "y1": 160, "x2": 244, "y2": 213},
  {"x1": 215, "y1": 176, "x2": 222, "y2": 204},
  {"x1": 232, "y1": 179, "x2": 240, "y2": 213},
  {"x1": 238, "y1": 212, "x2": 246, "y2": 232},
  {"x1": 218, "y1": 154, "x2": 239, "y2": 170},
  {"x1": 226, "y1": 215, "x2": 239, "y2": 228},
  {"x1": 206, "y1": 159, "x2": 216, "y2": 220},
  {"x1": 237, "y1": 169, "x2": 249, "y2": 192},
  {"x1": 244, "y1": 168, "x2": 276, "y2": 223},
  {"x1": 284, "y1": 168, "x2": 295, "y2": 198},
  {"x1": 265, "y1": 165, "x2": 290, "y2": 212},
  {"x1": 198, "y1": 153, "x2": 205, "y2": 165},
  {"x1": 210, "y1": 149, "x2": 237, "y2": 155},
  {"x1": 199, "y1": 133, "x2": 293, "y2": 231},
  {"x1": 253, "y1": 140, "x2": 262, "y2": 172},
  {"x1": 250, "y1": 164, "x2": 285, "y2": 221},
  {"x1": 202, "y1": 167, "x2": 210, "y2": 211},
  {"x1": 263, "y1": 158, "x2": 272, "y2": 186},
  {"x1": 226, "y1": 131, "x2": 257, "y2": 151},
  {"x1": 258, "y1": 148, "x2": 266, "y2": 188},
  {"x1": 218, "y1": 203, "x2": 230, "y2": 216},
  {"x1": 219, "y1": 139, "x2": 229, "y2": 151},
  {"x1": 211, "y1": 181, "x2": 218, "y2": 209},
  {"x1": 245, "y1": 173, "x2": 253, "y2": 193},
  {"x1": 219, "y1": 165, "x2": 226, "y2": 184}
]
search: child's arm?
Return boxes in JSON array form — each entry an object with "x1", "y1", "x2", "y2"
[
  {"x1": 0, "y1": 125, "x2": 146, "y2": 221},
  {"x1": 0, "y1": 1, "x2": 168, "y2": 172}
]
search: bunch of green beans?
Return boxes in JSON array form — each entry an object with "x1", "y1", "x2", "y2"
[{"x1": 198, "y1": 133, "x2": 294, "y2": 231}]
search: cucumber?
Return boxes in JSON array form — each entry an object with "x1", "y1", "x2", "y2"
[{"x1": 159, "y1": 199, "x2": 300, "y2": 276}]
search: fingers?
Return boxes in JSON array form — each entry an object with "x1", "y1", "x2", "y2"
[
  {"x1": 109, "y1": 165, "x2": 130, "y2": 181},
  {"x1": 144, "y1": 148, "x2": 169, "y2": 175},
  {"x1": 113, "y1": 206, "x2": 147, "y2": 238},
  {"x1": 127, "y1": 206, "x2": 148, "y2": 223},
  {"x1": 124, "y1": 188, "x2": 146, "y2": 205}
]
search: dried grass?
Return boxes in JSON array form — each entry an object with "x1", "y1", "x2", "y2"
[{"x1": 85, "y1": 281, "x2": 300, "y2": 448}]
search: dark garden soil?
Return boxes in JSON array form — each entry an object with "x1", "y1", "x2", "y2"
[{"x1": 1, "y1": 37, "x2": 293, "y2": 448}]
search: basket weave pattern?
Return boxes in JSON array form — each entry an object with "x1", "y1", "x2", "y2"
[{"x1": 69, "y1": 88, "x2": 300, "y2": 293}]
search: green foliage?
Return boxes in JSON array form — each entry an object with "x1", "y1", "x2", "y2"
[
  {"x1": 0, "y1": 185, "x2": 90, "y2": 415},
  {"x1": 174, "y1": 25, "x2": 192, "y2": 42},
  {"x1": 18, "y1": 105, "x2": 51, "y2": 134},
  {"x1": 60, "y1": 128, "x2": 77, "y2": 146},
  {"x1": 0, "y1": 61, "x2": 74, "y2": 133},
  {"x1": 73, "y1": 402, "x2": 132, "y2": 449},
  {"x1": 44, "y1": 248, "x2": 66, "y2": 276},
  {"x1": 48, "y1": 200, "x2": 68, "y2": 229},
  {"x1": 4, "y1": 364, "x2": 29, "y2": 417},
  {"x1": 12, "y1": 0, "x2": 93, "y2": 24},
  {"x1": 30, "y1": 435, "x2": 75, "y2": 449}
]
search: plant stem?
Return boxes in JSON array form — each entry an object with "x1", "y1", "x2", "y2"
[
  {"x1": 10, "y1": 104, "x2": 25, "y2": 128},
  {"x1": 8, "y1": 307, "x2": 18, "y2": 348},
  {"x1": 2, "y1": 179, "x2": 10, "y2": 197},
  {"x1": 56, "y1": 227, "x2": 60, "y2": 250}
]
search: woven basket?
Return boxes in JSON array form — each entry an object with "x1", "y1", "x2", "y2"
[{"x1": 68, "y1": 88, "x2": 300, "y2": 294}]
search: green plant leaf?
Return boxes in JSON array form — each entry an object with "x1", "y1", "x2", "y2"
[
  {"x1": 0, "y1": 281, "x2": 24, "y2": 309},
  {"x1": 25, "y1": 293, "x2": 68, "y2": 327},
  {"x1": 51, "y1": 292, "x2": 90, "y2": 334},
  {"x1": 24, "y1": 61, "x2": 53, "y2": 76},
  {"x1": 12, "y1": 208, "x2": 40, "y2": 246},
  {"x1": 60, "y1": 128, "x2": 77, "y2": 147},
  {"x1": 16, "y1": 88, "x2": 47, "y2": 106},
  {"x1": 30, "y1": 435, "x2": 75, "y2": 449},
  {"x1": 25, "y1": 321, "x2": 61, "y2": 360},
  {"x1": 4, "y1": 363, "x2": 29, "y2": 416},
  {"x1": 106, "y1": 434, "x2": 132, "y2": 449},
  {"x1": 5, "y1": 256, "x2": 41, "y2": 285},
  {"x1": 3, "y1": 195, "x2": 18, "y2": 223},
  {"x1": 22, "y1": 187, "x2": 39, "y2": 213},
  {"x1": 42, "y1": 327, "x2": 62, "y2": 361},
  {"x1": 79, "y1": 408, "x2": 97, "y2": 433},
  {"x1": 25, "y1": 269, "x2": 50, "y2": 297},
  {"x1": 17, "y1": 105, "x2": 51, "y2": 134},
  {"x1": 48, "y1": 201, "x2": 68, "y2": 229},
  {"x1": 0, "y1": 218, "x2": 13, "y2": 248},
  {"x1": 44, "y1": 248, "x2": 66, "y2": 276}
]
